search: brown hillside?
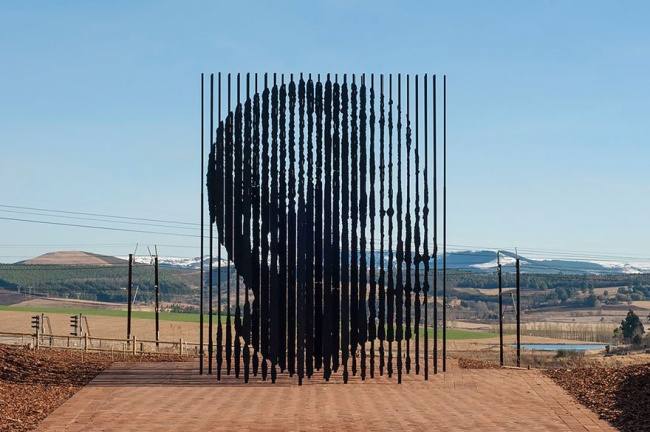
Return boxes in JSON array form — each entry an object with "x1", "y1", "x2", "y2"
[{"x1": 18, "y1": 251, "x2": 127, "y2": 266}]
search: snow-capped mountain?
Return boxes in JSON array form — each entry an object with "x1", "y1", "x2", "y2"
[
  {"x1": 118, "y1": 250, "x2": 650, "y2": 275},
  {"x1": 118, "y1": 255, "x2": 230, "y2": 269}
]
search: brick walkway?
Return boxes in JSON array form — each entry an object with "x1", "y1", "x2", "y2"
[{"x1": 38, "y1": 362, "x2": 615, "y2": 431}]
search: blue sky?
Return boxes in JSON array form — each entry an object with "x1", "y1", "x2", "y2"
[{"x1": 1, "y1": 1, "x2": 649, "y2": 262}]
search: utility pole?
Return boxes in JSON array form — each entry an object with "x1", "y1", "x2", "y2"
[
  {"x1": 498, "y1": 251, "x2": 503, "y2": 367},
  {"x1": 516, "y1": 257, "x2": 521, "y2": 367},
  {"x1": 127, "y1": 253, "x2": 133, "y2": 341},
  {"x1": 155, "y1": 254, "x2": 160, "y2": 347}
]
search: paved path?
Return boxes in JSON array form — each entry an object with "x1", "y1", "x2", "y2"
[{"x1": 39, "y1": 362, "x2": 614, "y2": 431}]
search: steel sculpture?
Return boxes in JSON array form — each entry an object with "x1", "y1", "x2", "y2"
[{"x1": 204, "y1": 72, "x2": 445, "y2": 383}]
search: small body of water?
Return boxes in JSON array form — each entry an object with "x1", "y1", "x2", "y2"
[{"x1": 512, "y1": 343, "x2": 607, "y2": 352}]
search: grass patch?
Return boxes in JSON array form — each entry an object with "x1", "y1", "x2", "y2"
[
  {"x1": 440, "y1": 328, "x2": 496, "y2": 340},
  {"x1": 0, "y1": 305, "x2": 211, "y2": 323},
  {"x1": 0, "y1": 305, "x2": 497, "y2": 339}
]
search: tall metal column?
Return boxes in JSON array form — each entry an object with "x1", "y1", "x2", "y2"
[
  {"x1": 442, "y1": 74, "x2": 447, "y2": 373},
  {"x1": 199, "y1": 73, "x2": 205, "y2": 374},
  {"x1": 208, "y1": 73, "x2": 214, "y2": 374}
]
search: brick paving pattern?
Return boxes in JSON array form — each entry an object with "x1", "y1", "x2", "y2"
[{"x1": 38, "y1": 361, "x2": 615, "y2": 431}]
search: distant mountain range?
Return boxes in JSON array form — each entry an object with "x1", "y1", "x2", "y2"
[
  {"x1": 124, "y1": 250, "x2": 650, "y2": 275},
  {"x1": 14, "y1": 250, "x2": 649, "y2": 275}
]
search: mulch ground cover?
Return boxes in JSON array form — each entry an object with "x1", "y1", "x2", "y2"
[
  {"x1": 545, "y1": 364, "x2": 650, "y2": 432},
  {"x1": 457, "y1": 357, "x2": 500, "y2": 369},
  {"x1": 0, "y1": 345, "x2": 187, "y2": 432}
]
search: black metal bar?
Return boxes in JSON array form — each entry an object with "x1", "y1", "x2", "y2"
[
  {"x1": 442, "y1": 74, "x2": 447, "y2": 373},
  {"x1": 297, "y1": 73, "x2": 306, "y2": 384},
  {"x1": 209, "y1": 73, "x2": 214, "y2": 375},
  {"x1": 217, "y1": 72, "x2": 223, "y2": 381},
  {"x1": 260, "y1": 73, "x2": 270, "y2": 380},
  {"x1": 199, "y1": 73, "x2": 205, "y2": 375},
  {"x1": 270, "y1": 75, "x2": 279, "y2": 383},
  {"x1": 396, "y1": 73, "x2": 403, "y2": 384},
  {"x1": 405, "y1": 74, "x2": 412, "y2": 375},
  {"x1": 332, "y1": 75, "x2": 341, "y2": 373},
  {"x1": 288, "y1": 74, "x2": 297, "y2": 377},
  {"x1": 251, "y1": 74, "x2": 261, "y2": 376},
  {"x1": 433, "y1": 74, "x2": 438, "y2": 375},
  {"x1": 414, "y1": 74, "x2": 421, "y2": 376},
  {"x1": 387, "y1": 74, "x2": 394, "y2": 379},
  {"x1": 279, "y1": 76, "x2": 288, "y2": 373},
  {"x1": 340, "y1": 74, "x2": 350, "y2": 383},
  {"x1": 323, "y1": 74, "x2": 333, "y2": 380},
  {"x1": 225, "y1": 73, "x2": 232, "y2": 376},
  {"x1": 378, "y1": 74, "x2": 386, "y2": 376},
  {"x1": 305, "y1": 75, "x2": 314, "y2": 379},
  {"x1": 314, "y1": 76, "x2": 323, "y2": 372},
  {"x1": 243, "y1": 73, "x2": 252, "y2": 383},
  {"x1": 368, "y1": 74, "x2": 376, "y2": 379},
  {"x1": 350, "y1": 74, "x2": 358, "y2": 377},
  {"x1": 359, "y1": 74, "x2": 368, "y2": 380},
  {"x1": 423, "y1": 73, "x2": 429, "y2": 380},
  {"x1": 234, "y1": 74, "x2": 242, "y2": 379}
]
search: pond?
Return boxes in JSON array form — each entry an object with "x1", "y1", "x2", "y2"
[{"x1": 512, "y1": 343, "x2": 608, "y2": 352}]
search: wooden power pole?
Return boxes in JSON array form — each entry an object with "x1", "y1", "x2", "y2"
[
  {"x1": 127, "y1": 253, "x2": 133, "y2": 341},
  {"x1": 498, "y1": 252, "x2": 504, "y2": 367},
  {"x1": 516, "y1": 257, "x2": 521, "y2": 367},
  {"x1": 155, "y1": 254, "x2": 160, "y2": 346}
]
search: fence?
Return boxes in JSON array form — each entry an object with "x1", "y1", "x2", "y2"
[{"x1": 0, "y1": 331, "x2": 201, "y2": 356}]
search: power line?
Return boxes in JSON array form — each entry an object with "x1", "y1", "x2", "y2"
[
  {"x1": 0, "y1": 209, "x2": 200, "y2": 231},
  {"x1": 0, "y1": 204, "x2": 200, "y2": 226},
  {"x1": 1, "y1": 206, "x2": 647, "y2": 264},
  {"x1": 0, "y1": 216, "x2": 199, "y2": 238}
]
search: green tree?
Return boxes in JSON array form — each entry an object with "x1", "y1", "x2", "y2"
[
  {"x1": 619, "y1": 310, "x2": 645, "y2": 345},
  {"x1": 585, "y1": 293, "x2": 600, "y2": 308}
]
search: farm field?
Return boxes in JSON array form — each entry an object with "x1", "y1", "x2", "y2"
[
  {"x1": 0, "y1": 304, "x2": 205, "y2": 323},
  {"x1": 523, "y1": 303, "x2": 650, "y2": 325},
  {"x1": 0, "y1": 307, "x2": 496, "y2": 344}
]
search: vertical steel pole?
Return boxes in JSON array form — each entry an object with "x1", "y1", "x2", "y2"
[
  {"x1": 127, "y1": 253, "x2": 133, "y2": 341},
  {"x1": 217, "y1": 72, "x2": 223, "y2": 381},
  {"x1": 200, "y1": 73, "x2": 205, "y2": 375},
  {"x1": 423, "y1": 73, "x2": 428, "y2": 380},
  {"x1": 433, "y1": 74, "x2": 438, "y2": 375},
  {"x1": 208, "y1": 73, "x2": 214, "y2": 374},
  {"x1": 516, "y1": 257, "x2": 521, "y2": 367},
  {"x1": 442, "y1": 75, "x2": 447, "y2": 373},
  {"x1": 498, "y1": 252, "x2": 503, "y2": 367}
]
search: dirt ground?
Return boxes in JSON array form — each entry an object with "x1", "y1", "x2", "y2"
[
  {"x1": 0, "y1": 345, "x2": 189, "y2": 432},
  {"x1": 547, "y1": 364, "x2": 650, "y2": 432},
  {"x1": 3, "y1": 343, "x2": 646, "y2": 431}
]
